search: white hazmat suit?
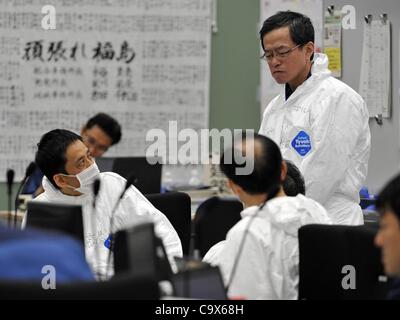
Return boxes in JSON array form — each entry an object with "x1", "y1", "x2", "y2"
[
  {"x1": 203, "y1": 194, "x2": 331, "y2": 300},
  {"x1": 25, "y1": 172, "x2": 183, "y2": 278},
  {"x1": 259, "y1": 53, "x2": 371, "y2": 225}
]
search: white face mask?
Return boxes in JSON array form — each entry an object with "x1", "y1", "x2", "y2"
[{"x1": 63, "y1": 162, "x2": 100, "y2": 194}]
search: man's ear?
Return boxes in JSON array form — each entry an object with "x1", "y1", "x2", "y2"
[
  {"x1": 228, "y1": 179, "x2": 242, "y2": 197},
  {"x1": 53, "y1": 174, "x2": 69, "y2": 189},
  {"x1": 280, "y1": 160, "x2": 288, "y2": 182},
  {"x1": 304, "y1": 41, "x2": 315, "y2": 61}
]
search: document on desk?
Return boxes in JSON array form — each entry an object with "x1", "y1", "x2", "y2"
[
  {"x1": 359, "y1": 20, "x2": 391, "y2": 118},
  {"x1": 260, "y1": 0, "x2": 323, "y2": 114}
]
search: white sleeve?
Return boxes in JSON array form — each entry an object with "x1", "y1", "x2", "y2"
[
  {"x1": 202, "y1": 240, "x2": 226, "y2": 265},
  {"x1": 300, "y1": 92, "x2": 370, "y2": 206},
  {"x1": 259, "y1": 108, "x2": 269, "y2": 135},
  {"x1": 259, "y1": 99, "x2": 277, "y2": 135},
  {"x1": 115, "y1": 186, "x2": 183, "y2": 262},
  {"x1": 216, "y1": 225, "x2": 282, "y2": 300}
]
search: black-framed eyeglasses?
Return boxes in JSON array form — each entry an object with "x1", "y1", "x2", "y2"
[
  {"x1": 83, "y1": 134, "x2": 109, "y2": 153},
  {"x1": 260, "y1": 44, "x2": 302, "y2": 61}
]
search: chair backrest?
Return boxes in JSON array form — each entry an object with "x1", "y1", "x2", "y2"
[
  {"x1": 145, "y1": 192, "x2": 191, "y2": 256},
  {"x1": 298, "y1": 224, "x2": 391, "y2": 300},
  {"x1": 0, "y1": 273, "x2": 159, "y2": 300},
  {"x1": 194, "y1": 196, "x2": 243, "y2": 258},
  {"x1": 97, "y1": 157, "x2": 162, "y2": 194}
]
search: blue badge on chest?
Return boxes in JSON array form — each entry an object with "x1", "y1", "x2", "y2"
[
  {"x1": 291, "y1": 130, "x2": 312, "y2": 157},
  {"x1": 104, "y1": 234, "x2": 113, "y2": 250}
]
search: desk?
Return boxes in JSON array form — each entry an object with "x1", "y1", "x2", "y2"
[{"x1": 0, "y1": 210, "x2": 25, "y2": 228}]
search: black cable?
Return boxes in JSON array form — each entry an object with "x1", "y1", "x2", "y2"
[
  {"x1": 105, "y1": 174, "x2": 138, "y2": 276},
  {"x1": 6, "y1": 169, "x2": 14, "y2": 228},
  {"x1": 14, "y1": 162, "x2": 36, "y2": 228},
  {"x1": 91, "y1": 179, "x2": 102, "y2": 280}
]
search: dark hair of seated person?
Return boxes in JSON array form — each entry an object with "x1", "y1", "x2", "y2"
[{"x1": 282, "y1": 160, "x2": 305, "y2": 196}]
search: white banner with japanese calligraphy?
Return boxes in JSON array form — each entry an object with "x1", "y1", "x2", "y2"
[{"x1": 0, "y1": 0, "x2": 212, "y2": 180}]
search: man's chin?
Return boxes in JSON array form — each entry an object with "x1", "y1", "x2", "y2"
[{"x1": 272, "y1": 76, "x2": 286, "y2": 84}]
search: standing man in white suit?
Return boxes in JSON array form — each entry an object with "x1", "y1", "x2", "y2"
[
  {"x1": 258, "y1": 11, "x2": 371, "y2": 225},
  {"x1": 203, "y1": 134, "x2": 331, "y2": 299}
]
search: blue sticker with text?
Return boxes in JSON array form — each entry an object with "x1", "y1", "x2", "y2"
[
  {"x1": 291, "y1": 131, "x2": 312, "y2": 157},
  {"x1": 104, "y1": 234, "x2": 113, "y2": 250}
]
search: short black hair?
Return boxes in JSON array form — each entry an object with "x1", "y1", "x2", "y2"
[
  {"x1": 283, "y1": 160, "x2": 305, "y2": 196},
  {"x1": 85, "y1": 113, "x2": 122, "y2": 145},
  {"x1": 376, "y1": 174, "x2": 400, "y2": 222},
  {"x1": 259, "y1": 11, "x2": 314, "y2": 57},
  {"x1": 220, "y1": 133, "x2": 282, "y2": 199},
  {"x1": 35, "y1": 129, "x2": 82, "y2": 189}
]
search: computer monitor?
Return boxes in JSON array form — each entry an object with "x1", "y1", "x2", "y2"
[
  {"x1": 113, "y1": 222, "x2": 173, "y2": 281},
  {"x1": 171, "y1": 265, "x2": 227, "y2": 300},
  {"x1": 96, "y1": 157, "x2": 114, "y2": 172},
  {"x1": 96, "y1": 157, "x2": 162, "y2": 194},
  {"x1": 26, "y1": 202, "x2": 84, "y2": 244}
]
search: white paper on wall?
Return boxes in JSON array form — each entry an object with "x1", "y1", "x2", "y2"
[
  {"x1": 0, "y1": 0, "x2": 212, "y2": 180},
  {"x1": 359, "y1": 19, "x2": 391, "y2": 118}
]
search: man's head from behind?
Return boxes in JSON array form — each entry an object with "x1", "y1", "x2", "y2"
[
  {"x1": 259, "y1": 11, "x2": 314, "y2": 88},
  {"x1": 375, "y1": 174, "x2": 400, "y2": 277},
  {"x1": 220, "y1": 133, "x2": 286, "y2": 207},
  {"x1": 81, "y1": 113, "x2": 122, "y2": 158},
  {"x1": 35, "y1": 129, "x2": 97, "y2": 195},
  {"x1": 283, "y1": 160, "x2": 305, "y2": 196}
]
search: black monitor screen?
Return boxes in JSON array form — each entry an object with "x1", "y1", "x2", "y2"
[
  {"x1": 172, "y1": 266, "x2": 227, "y2": 300},
  {"x1": 96, "y1": 157, "x2": 162, "y2": 194},
  {"x1": 96, "y1": 157, "x2": 114, "y2": 172},
  {"x1": 114, "y1": 222, "x2": 172, "y2": 281},
  {"x1": 26, "y1": 201, "x2": 84, "y2": 244}
]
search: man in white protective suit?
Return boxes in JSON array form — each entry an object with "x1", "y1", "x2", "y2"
[
  {"x1": 24, "y1": 129, "x2": 182, "y2": 279},
  {"x1": 258, "y1": 11, "x2": 371, "y2": 225},
  {"x1": 203, "y1": 133, "x2": 331, "y2": 300}
]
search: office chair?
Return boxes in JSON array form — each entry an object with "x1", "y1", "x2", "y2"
[
  {"x1": 145, "y1": 192, "x2": 191, "y2": 256},
  {"x1": 298, "y1": 224, "x2": 391, "y2": 300},
  {"x1": 0, "y1": 272, "x2": 159, "y2": 300},
  {"x1": 194, "y1": 196, "x2": 243, "y2": 258}
]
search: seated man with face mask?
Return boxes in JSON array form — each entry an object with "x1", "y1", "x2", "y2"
[
  {"x1": 24, "y1": 129, "x2": 182, "y2": 279},
  {"x1": 203, "y1": 133, "x2": 331, "y2": 300}
]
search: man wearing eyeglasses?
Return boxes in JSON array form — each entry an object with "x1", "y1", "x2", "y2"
[
  {"x1": 23, "y1": 113, "x2": 122, "y2": 196},
  {"x1": 81, "y1": 113, "x2": 122, "y2": 158},
  {"x1": 259, "y1": 11, "x2": 371, "y2": 226}
]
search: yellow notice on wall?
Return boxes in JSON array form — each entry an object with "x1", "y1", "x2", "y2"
[
  {"x1": 324, "y1": 11, "x2": 342, "y2": 77},
  {"x1": 324, "y1": 47, "x2": 342, "y2": 77}
]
